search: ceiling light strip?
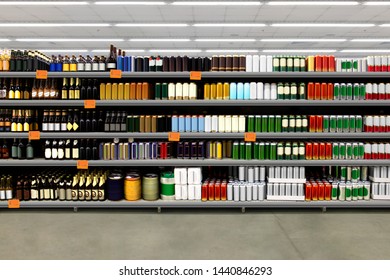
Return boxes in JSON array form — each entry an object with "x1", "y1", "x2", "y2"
[
  {"x1": 17, "y1": 38, "x2": 124, "y2": 42},
  {"x1": 129, "y1": 39, "x2": 191, "y2": 42},
  {"x1": 206, "y1": 49, "x2": 259, "y2": 53},
  {"x1": 272, "y1": 23, "x2": 375, "y2": 27},
  {"x1": 0, "y1": 23, "x2": 110, "y2": 27},
  {"x1": 196, "y1": 39, "x2": 256, "y2": 42},
  {"x1": 194, "y1": 23, "x2": 266, "y2": 27},
  {"x1": 261, "y1": 38, "x2": 347, "y2": 42},
  {"x1": 95, "y1": 1, "x2": 166, "y2": 5},
  {"x1": 363, "y1": 1, "x2": 390, "y2": 5},
  {"x1": 267, "y1": 1, "x2": 359, "y2": 5},
  {"x1": 149, "y1": 49, "x2": 202, "y2": 52},
  {"x1": 116, "y1": 23, "x2": 188, "y2": 27},
  {"x1": 0, "y1": 1, "x2": 88, "y2": 5},
  {"x1": 171, "y1": 1, "x2": 262, "y2": 5}
]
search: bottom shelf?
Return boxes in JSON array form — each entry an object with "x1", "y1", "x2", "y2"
[{"x1": 1, "y1": 200, "x2": 390, "y2": 208}]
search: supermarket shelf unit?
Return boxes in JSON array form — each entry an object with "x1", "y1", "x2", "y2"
[
  {"x1": 1, "y1": 71, "x2": 390, "y2": 209},
  {"x1": 1, "y1": 132, "x2": 390, "y2": 139}
]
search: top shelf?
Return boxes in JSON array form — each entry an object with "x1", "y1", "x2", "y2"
[{"x1": 1, "y1": 72, "x2": 390, "y2": 79}]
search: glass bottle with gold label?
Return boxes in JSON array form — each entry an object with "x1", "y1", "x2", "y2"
[
  {"x1": 8, "y1": 79, "x2": 14, "y2": 99},
  {"x1": 10, "y1": 110, "x2": 17, "y2": 132},
  {"x1": 23, "y1": 79, "x2": 30, "y2": 99},
  {"x1": 14, "y1": 78, "x2": 21, "y2": 99},
  {"x1": 61, "y1": 78, "x2": 68, "y2": 99},
  {"x1": 68, "y1": 78, "x2": 75, "y2": 99}
]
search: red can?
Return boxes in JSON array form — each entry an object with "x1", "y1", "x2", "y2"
[
  {"x1": 325, "y1": 183, "x2": 331, "y2": 201},
  {"x1": 387, "y1": 150, "x2": 390, "y2": 159},
  {"x1": 316, "y1": 115, "x2": 323, "y2": 132},
  {"x1": 208, "y1": 181, "x2": 215, "y2": 200},
  {"x1": 326, "y1": 143, "x2": 332, "y2": 160},
  {"x1": 314, "y1": 82, "x2": 321, "y2": 100},
  {"x1": 318, "y1": 183, "x2": 324, "y2": 200},
  {"x1": 309, "y1": 115, "x2": 317, "y2": 132},
  {"x1": 306, "y1": 143, "x2": 313, "y2": 160},
  {"x1": 386, "y1": 91, "x2": 390, "y2": 100},
  {"x1": 311, "y1": 183, "x2": 318, "y2": 200},
  {"x1": 323, "y1": 55, "x2": 329, "y2": 72},
  {"x1": 214, "y1": 180, "x2": 221, "y2": 201},
  {"x1": 312, "y1": 143, "x2": 319, "y2": 160},
  {"x1": 315, "y1": 55, "x2": 323, "y2": 72},
  {"x1": 319, "y1": 142, "x2": 326, "y2": 160},
  {"x1": 327, "y1": 83, "x2": 334, "y2": 100},
  {"x1": 328, "y1": 56, "x2": 335, "y2": 72},
  {"x1": 321, "y1": 83, "x2": 328, "y2": 100},
  {"x1": 305, "y1": 182, "x2": 312, "y2": 201},
  {"x1": 307, "y1": 82, "x2": 314, "y2": 100},
  {"x1": 221, "y1": 181, "x2": 227, "y2": 201},
  {"x1": 201, "y1": 182, "x2": 209, "y2": 201},
  {"x1": 159, "y1": 142, "x2": 167, "y2": 159}
]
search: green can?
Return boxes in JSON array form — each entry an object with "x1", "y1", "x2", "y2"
[
  {"x1": 292, "y1": 142, "x2": 299, "y2": 160},
  {"x1": 273, "y1": 56, "x2": 280, "y2": 72},
  {"x1": 339, "y1": 143, "x2": 346, "y2": 159},
  {"x1": 284, "y1": 142, "x2": 292, "y2": 160},
  {"x1": 290, "y1": 83, "x2": 297, "y2": 100},
  {"x1": 356, "y1": 116, "x2": 363, "y2": 132},
  {"x1": 301, "y1": 116, "x2": 308, "y2": 132},
  {"x1": 282, "y1": 115, "x2": 289, "y2": 132},
  {"x1": 358, "y1": 143, "x2": 365, "y2": 159},
  {"x1": 299, "y1": 142, "x2": 305, "y2": 159},
  {"x1": 346, "y1": 143, "x2": 352, "y2": 159},
  {"x1": 275, "y1": 115, "x2": 282, "y2": 132},
  {"x1": 277, "y1": 143, "x2": 284, "y2": 160},
  {"x1": 127, "y1": 116, "x2": 134, "y2": 132},
  {"x1": 359, "y1": 83, "x2": 366, "y2": 100},
  {"x1": 353, "y1": 60, "x2": 358, "y2": 72},
  {"x1": 352, "y1": 143, "x2": 359, "y2": 159},
  {"x1": 277, "y1": 83, "x2": 284, "y2": 99},
  {"x1": 287, "y1": 56, "x2": 293, "y2": 72},
  {"x1": 254, "y1": 142, "x2": 260, "y2": 160},
  {"x1": 270, "y1": 142, "x2": 277, "y2": 160},
  {"x1": 349, "y1": 115, "x2": 356, "y2": 132},
  {"x1": 295, "y1": 115, "x2": 302, "y2": 132},
  {"x1": 245, "y1": 143, "x2": 252, "y2": 160},
  {"x1": 341, "y1": 60, "x2": 347, "y2": 71},
  {"x1": 293, "y1": 56, "x2": 300, "y2": 72},
  {"x1": 330, "y1": 115, "x2": 337, "y2": 133},
  {"x1": 363, "y1": 182, "x2": 370, "y2": 200},
  {"x1": 264, "y1": 142, "x2": 270, "y2": 160},
  {"x1": 340, "y1": 83, "x2": 347, "y2": 100},
  {"x1": 352, "y1": 183, "x2": 359, "y2": 200},
  {"x1": 289, "y1": 115, "x2": 296, "y2": 132},
  {"x1": 343, "y1": 116, "x2": 350, "y2": 132},
  {"x1": 268, "y1": 115, "x2": 275, "y2": 133},
  {"x1": 133, "y1": 115, "x2": 140, "y2": 132},
  {"x1": 259, "y1": 142, "x2": 265, "y2": 160},
  {"x1": 332, "y1": 143, "x2": 339, "y2": 159},
  {"x1": 161, "y1": 83, "x2": 168, "y2": 99},
  {"x1": 340, "y1": 166, "x2": 347, "y2": 181},
  {"x1": 337, "y1": 116, "x2": 343, "y2": 132},
  {"x1": 284, "y1": 83, "x2": 291, "y2": 100},
  {"x1": 353, "y1": 83, "x2": 360, "y2": 100},
  {"x1": 300, "y1": 56, "x2": 306, "y2": 72},
  {"x1": 323, "y1": 115, "x2": 329, "y2": 132},
  {"x1": 239, "y1": 141, "x2": 245, "y2": 159},
  {"x1": 261, "y1": 115, "x2": 268, "y2": 132},
  {"x1": 347, "y1": 83, "x2": 353, "y2": 100},
  {"x1": 155, "y1": 83, "x2": 162, "y2": 100},
  {"x1": 331, "y1": 183, "x2": 338, "y2": 200},
  {"x1": 351, "y1": 166, "x2": 360, "y2": 182},
  {"x1": 346, "y1": 60, "x2": 352, "y2": 71},
  {"x1": 247, "y1": 115, "x2": 255, "y2": 132},
  {"x1": 255, "y1": 115, "x2": 262, "y2": 132},
  {"x1": 334, "y1": 83, "x2": 340, "y2": 100},
  {"x1": 299, "y1": 83, "x2": 306, "y2": 99},
  {"x1": 232, "y1": 141, "x2": 239, "y2": 160},
  {"x1": 358, "y1": 182, "x2": 364, "y2": 200},
  {"x1": 280, "y1": 56, "x2": 287, "y2": 72}
]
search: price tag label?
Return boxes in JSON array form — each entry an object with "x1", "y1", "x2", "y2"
[
  {"x1": 77, "y1": 160, "x2": 89, "y2": 170},
  {"x1": 36, "y1": 70, "x2": 48, "y2": 79},
  {"x1": 28, "y1": 131, "x2": 40, "y2": 140},
  {"x1": 84, "y1": 100, "x2": 96, "y2": 109},
  {"x1": 8, "y1": 199, "x2": 20, "y2": 209},
  {"x1": 110, "y1": 69, "x2": 122, "y2": 79},
  {"x1": 168, "y1": 132, "x2": 180, "y2": 142},
  {"x1": 244, "y1": 132, "x2": 256, "y2": 142},
  {"x1": 190, "y1": 71, "x2": 202, "y2": 81}
]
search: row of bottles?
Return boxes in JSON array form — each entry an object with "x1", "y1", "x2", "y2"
[
  {"x1": 44, "y1": 139, "x2": 99, "y2": 160},
  {"x1": 0, "y1": 109, "x2": 39, "y2": 132},
  {"x1": 0, "y1": 78, "x2": 31, "y2": 99},
  {"x1": 0, "y1": 49, "x2": 50, "y2": 72},
  {"x1": 0, "y1": 139, "x2": 34, "y2": 159}
]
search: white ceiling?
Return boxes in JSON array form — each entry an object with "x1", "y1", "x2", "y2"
[{"x1": 0, "y1": 0, "x2": 390, "y2": 56}]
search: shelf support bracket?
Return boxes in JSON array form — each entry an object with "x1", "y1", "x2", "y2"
[
  {"x1": 157, "y1": 207, "x2": 162, "y2": 213},
  {"x1": 241, "y1": 207, "x2": 246, "y2": 214},
  {"x1": 73, "y1": 207, "x2": 78, "y2": 213},
  {"x1": 322, "y1": 207, "x2": 327, "y2": 213}
]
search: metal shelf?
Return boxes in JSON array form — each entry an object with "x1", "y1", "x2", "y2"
[
  {"x1": 2, "y1": 132, "x2": 390, "y2": 139},
  {"x1": 0, "y1": 100, "x2": 389, "y2": 107},
  {"x1": 0, "y1": 159, "x2": 388, "y2": 167},
  {"x1": 0, "y1": 200, "x2": 389, "y2": 209},
  {"x1": 1, "y1": 71, "x2": 390, "y2": 79}
]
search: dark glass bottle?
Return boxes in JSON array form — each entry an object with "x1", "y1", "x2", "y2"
[
  {"x1": 26, "y1": 141, "x2": 34, "y2": 159},
  {"x1": 91, "y1": 111, "x2": 98, "y2": 132},
  {"x1": 86, "y1": 79, "x2": 92, "y2": 99},
  {"x1": 80, "y1": 78, "x2": 86, "y2": 99},
  {"x1": 79, "y1": 139, "x2": 85, "y2": 160},
  {"x1": 11, "y1": 138, "x2": 18, "y2": 159},
  {"x1": 85, "y1": 111, "x2": 91, "y2": 132},
  {"x1": 79, "y1": 110, "x2": 85, "y2": 132},
  {"x1": 93, "y1": 79, "x2": 99, "y2": 99},
  {"x1": 98, "y1": 111, "x2": 104, "y2": 132},
  {"x1": 17, "y1": 140, "x2": 26, "y2": 159}
]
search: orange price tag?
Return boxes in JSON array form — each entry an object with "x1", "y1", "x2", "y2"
[
  {"x1": 84, "y1": 100, "x2": 96, "y2": 109},
  {"x1": 28, "y1": 131, "x2": 40, "y2": 140},
  {"x1": 77, "y1": 160, "x2": 89, "y2": 170},
  {"x1": 168, "y1": 132, "x2": 180, "y2": 142},
  {"x1": 36, "y1": 70, "x2": 48, "y2": 79},
  {"x1": 8, "y1": 199, "x2": 20, "y2": 209},
  {"x1": 244, "y1": 132, "x2": 256, "y2": 142},
  {"x1": 110, "y1": 69, "x2": 122, "y2": 79},
  {"x1": 190, "y1": 71, "x2": 201, "y2": 80}
]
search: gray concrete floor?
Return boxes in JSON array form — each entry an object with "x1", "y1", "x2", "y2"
[{"x1": 1, "y1": 209, "x2": 390, "y2": 260}]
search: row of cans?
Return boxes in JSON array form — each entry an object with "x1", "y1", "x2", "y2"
[
  {"x1": 365, "y1": 83, "x2": 390, "y2": 100},
  {"x1": 203, "y1": 181, "x2": 267, "y2": 202},
  {"x1": 272, "y1": 55, "x2": 307, "y2": 72},
  {"x1": 174, "y1": 184, "x2": 202, "y2": 200},
  {"x1": 156, "y1": 82, "x2": 198, "y2": 100},
  {"x1": 232, "y1": 141, "x2": 306, "y2": 160},
  {"x1": 266, "y1": 183, "x2": 305, "y2": 197},
  {"x1": 333, "y1": 83, "x2": 366, "y2": 100},
  {"x1": 268, "y1": 166, "x2": 305, "y2": 180},
  {"x1": 211, "y1": 55, "x2": 247, "y2": 72},
  {"x1": 305, "y1": 180, "x2": 370, "y2": 201},
  {"x1": 372, "y1": 183, "x2": 390, "y2": 196},
  {"x1": 247, "y1": 115, "x2": 308, "y2": 133},
  {"x1": 309, "y1": 115, "x2": 364, "y2": 133},
  {"x1": 335, "y1": 58, "x2": 367, "y2": 72},
  {"x1": 307, "y1": 55, "x2": 336, "y2": 72},
  {"x1": 369, "y1": 166, "x2": 390, "y2": 179},
  {"x1": 366, "y1": 56, "x2": 390, "y2": 72},
  {"x1": 245, "y1": 55, "x2": 273, "y2": 73},
  {"x1": 126, "y1": 115, "x2": 172, "y2": 133},
  {"x1": 306, "y1": 142, "x2": 367, "y2": 160}
]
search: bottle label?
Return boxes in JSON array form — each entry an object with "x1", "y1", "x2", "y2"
[
  {"x1": 70, "y1": 64, "x2": 77, "y2": 71},
  {"x1": 30, "y1": 189, "x2": 38, "y2": 200},
  {"x1": 72, "y1": 149, "x2": 79, "y2": 159},
  {"x1": 54, "y1": 123, "x2": 60, "y2": 131},
  {"x1": 99, "y1": 63, "x2": 105, "y2": 71},
  {"x1": 23, "y1": 123, "x2": 29, "y2": 132},
  {"x1": 17, "y1": 123, "x2": 23, "y2": 132},
  {"x1": 66, "y1": 188, "x2": 72, "y2": 200},
  {"x1": 44, "y1": 189, "x2": 50, "y2": 199},
  {"x1": 107, "y1": 63, "x2": 116, "y2": 69},
  {"x1": 92, "y1": 190, "x2": 98, "y2": 200},
  {"x1": 65, "y1": 148, "x2": 71, "y2": 159},
  {"x1": 156, "y1": 59, "x2": 163, "y2": 67},
  {"x1": 59, "y1": 189, "x2": 66, "y2": 200},
  {"x1": 77, "y1": 63, "x2": 85, "y2": 71},
  {"x1": 42, "y1": 123, "x2": 48, "y2": 131},
  {"x1": 92, "y1": 63, "x2": 99, "y2": 71},
  {"x1": 149, "y1": 59, "x2": 155, "y2": 67},
  {"x1": 73, "y1": 122, "x2": 79, "y2": 131},
  {"x1": 72, "y1": 190, "x2": 78, "y2": 200},
  {"x1": 44, "y1": 91, "x2": 50, "y2": 98},
  {"x1": 5, "y1": 190, "x2": 12, "y2": 199},
  {"x1": 0, "y1": 89, "x2": 7, "y2": 99},
  {"x1": 78, "y1": 190, "x2": 85, "y2": 200},
  {"x1": 52, "y1": 148, "x2": 58, "y2": 159},
  {"x1": 61, "y1": 123, "x2": 67, "y2": 131},
  {"x1": 98, "y1": 190, "x2": 105, "y2": 200},
  {"x1": 48, "y1": 123, "x2": 54, "y2": 131},
  {"x1": 58, "y1": 149, "x2": 64, "y2": 159},
  {"x1": 45, "y1": 148, "x2": 51, "y2": 159},
  {"x1": 67, "y1": 123, "x2": 73, "y2": 131},
  {"x1": 0, "y1": 190, "x2": 5, "y2": 200},
  {"x1": 85, "y1": 63, "x2": 92, "y2": 71},
  {"x1": 85, "y1": 190, "x2": 91, "y2": 200}
]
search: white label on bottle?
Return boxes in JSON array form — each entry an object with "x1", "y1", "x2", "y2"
[
  {"x1": 45, "y1": 148, "x2": 51, "y2": 159},
  {"x1": 278, "y1": 147, "x2": 284, "y2": 155},
  {"x1": 48, "y1": 123, "x2": 54, "y2": 131},
  {"x1": 296, "y1": 119, "x2": 302, "y2": 128},
  {"x1": 290, "y1": 119, "x2": 295, "y2": 127},
  {"x1": 282, "y1": 119, "x2": 288, "y2": 128},
  {"x1": 59, "y1": 189, "x2": 66, "y2": 200},
  {"x1": 299, "y1": 147, "x2": 305, "y2": 155},
  {"x1": 92, "y1": 190, "x2": 98, "y2": 200},
  {"x1": 65, "y1": 148, "x2": 70, "y2": 159},
  {"x1": 61, "y1": 123, "x2": 67, "y2": 131},
  {"x1": 54, "y1": 123, "x2": 60, "y2": 131},
  {"x1": 156, "y1": 59, "x2": 163, "y2": 67},
  {"x1": 149, "y1": 59, "x2": 155, "y2": 67},
  {"x1": 5, "y1": 190, "x2": 12, "y2": 199},
  {"x1": 0, "y1": 89, "x2": 6, "y2": 98},
  {"x1": 78, "y1": 190, "x2": 85, "y2": 200},
  {"x1": 66, "y1": 188, "x2": 72, "y2": 200},
  {"x1": 77, "y1": 63, "x2": 85, "y2": 71},
  {"x1": 42, "y1": 123, "x2": 48, "y2": 131},
  {"x1": 85, "y1": 63, "x2": 92, "y2": 71},
  {"x1": 285, "y1": 147, "x2": 291, "y2": 155},
  {"x1": 44, "y1": 189, "x2": 50, "y2": 199},
  {"x1": 99, "y1": 63, "x2": 105, "y2": 71},
  {"x1": 92, "y1": 63, "x2": 99, "y2": 71},
  {"x1": 72, "y1": 149, "x2": 79, "y2": 159},
  {"x1": 106, "y1": 63, "x2": 116, "y2": 69},
  {"x1": 44, "y1": 91, "x2": 50, "y2": 98},
  {"x1": 98, "y1": 190, "x2": 105, "y2": 200},
  {"x1": 30, "y1": 189, "x2": 38, "y2": 199},
  {"x1": 52, "y1": 148, "x2": 58, "y2": 159},
  {"x1": 85, "y1": 190, "x2": 91, "y2": 200},
  {"x1": 58, "y1": 149, "x2": 64, "y2": 159},
  {"x1": 302, "y1": 119, "x2": 308, "y2": 128},
  {"x1": 0, "y1": 190, "x2": 5, "y2": 200}
]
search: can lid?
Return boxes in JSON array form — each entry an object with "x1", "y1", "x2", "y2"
[{"x1": 109, "y1": 172, "x2": 123, "y2": 180}]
